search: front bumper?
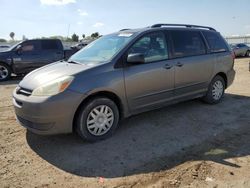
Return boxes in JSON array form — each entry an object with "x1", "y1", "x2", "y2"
[{"x1": 13, "y1": 88, "x2": 85, "y2": 135}]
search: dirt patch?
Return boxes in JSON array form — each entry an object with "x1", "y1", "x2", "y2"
[{"x1": 1, "y1": 58, "x2": 250, "y2": 188}]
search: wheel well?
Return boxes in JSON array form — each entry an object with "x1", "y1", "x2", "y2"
[
  {"x1": 216, "y1": 72, "x2": 227, "y2": 88},
  {"x1": 72, "y1": 91, "x2": 124, "y2": 132},
  {"x1": 0, "y1": 61, "x2": 13, "y2": 72}
]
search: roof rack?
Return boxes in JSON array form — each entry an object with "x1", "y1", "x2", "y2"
[{"x1": 151, "y1": 24, "x2": 216, "y2": 31}]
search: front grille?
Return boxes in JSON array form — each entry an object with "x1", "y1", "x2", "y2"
[{"x1": 16, "y1": 87, "x2": 32, "y2": 96}]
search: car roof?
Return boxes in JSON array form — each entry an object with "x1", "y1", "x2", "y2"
[{"x1": 117, "y1": 24, "x2": 217, "y2": 35}]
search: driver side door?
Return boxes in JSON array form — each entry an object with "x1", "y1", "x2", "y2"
[
  {"x1": 12, "y1": 41, "x2": 41, "y2": 74},
  {"x1": 124, "y1": 32, "x2": 175, "y2": 114}
]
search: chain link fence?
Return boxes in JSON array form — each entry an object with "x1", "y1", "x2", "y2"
[{"x1": 224, "y1": 36, "x2": 250, "y2": 45}]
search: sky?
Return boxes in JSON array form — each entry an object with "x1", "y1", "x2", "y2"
[{"x1": 0, "y1": 0, "x2": 250, "y2": 40}]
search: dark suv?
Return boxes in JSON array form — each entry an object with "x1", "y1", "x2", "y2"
[
  {"x1": 0, "y1": 39, "x2": 76, "y2": 81},
  {"x1": 13, "y1": 24, "x2": 235, "y2": 142}
]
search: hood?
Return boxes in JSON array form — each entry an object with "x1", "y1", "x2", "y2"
[
  {"x1": 0, "y1": 50, "x2": 12, "y2": 56},
  {"x1": 19, "y1": 61, "x2": 93, "y2": 90}
]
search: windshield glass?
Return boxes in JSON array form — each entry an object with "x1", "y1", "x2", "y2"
[{"x1": 69, "y1": 33, "x2": 134, "y2": 64}]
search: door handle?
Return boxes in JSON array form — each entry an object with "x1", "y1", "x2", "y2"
[
  {"x1": 176, "y1": 62, "x2": 183, "y2": 67},
  {"x1": 164, "y1": 64, "x2": 173, "y2": 69}
]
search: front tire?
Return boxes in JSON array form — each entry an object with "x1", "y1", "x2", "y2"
[
  {"x1": 203, "y1": 75, "x2": 225, "y2": 104},
  {"x1": 0, "y1": 63, "x2": 11, "y2": 81},
  {"x1": 76, "y1": 97, "x2": 119, "y2": 142}
]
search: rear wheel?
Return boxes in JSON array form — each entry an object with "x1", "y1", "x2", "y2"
[
  {"x1": 76, "y1": 97, "x2": 119, "y2": 142},
  {"x1": 203, "y1": 75, "x2": 225, "y2": 104},
  {"x1": 0, "y1": 63, "x2": 11, "y2": 81}
]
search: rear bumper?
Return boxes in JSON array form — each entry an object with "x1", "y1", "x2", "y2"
[
  {"x1": 13, "y1": 88, "x2": 85, "y2": 135},
  {"x1": 226, "y1": 69, "x2": 235, "y2": 88}
]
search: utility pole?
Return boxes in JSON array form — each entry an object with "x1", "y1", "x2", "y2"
[{"x1": 67, "y1": 24, "x2": 70, "y2": 39}]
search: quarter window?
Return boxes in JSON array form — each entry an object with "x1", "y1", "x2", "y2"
[
  {"x1": 171, "y1": 31, "x2": 206, "y2": 58},
  {"x1": 203, "y1": 31, "x2": 228, "y2": 53},
  {"x1": 128, "y1": 32, "x2": 168, "y2": 63}
]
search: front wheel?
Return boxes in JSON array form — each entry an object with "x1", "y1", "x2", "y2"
[
  {"x1": 0, "y1": 63, "x2": 11, "y2": 81},
  {"x1": 202, "y1": 75, "x2": 225, "y2": 104},
  {"x1": 76, "y1": 97, "x2": 119, "y2": 142}
]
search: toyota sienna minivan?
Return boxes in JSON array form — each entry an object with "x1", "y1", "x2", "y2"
[{"x1": 13, "y1": 24, "x2": 235, "y2": 142}]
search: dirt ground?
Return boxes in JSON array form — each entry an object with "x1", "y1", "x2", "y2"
[{"x1": 1, "y1": 58, "x2": 250, "y2": 188}]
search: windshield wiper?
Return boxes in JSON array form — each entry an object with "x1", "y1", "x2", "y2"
[{"x1": 67, "y1": 60, "x2": 81, "y2": 64}]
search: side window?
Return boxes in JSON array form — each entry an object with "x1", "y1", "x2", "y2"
[
  {"x1": 171, "y1": 31, "x2": 206, "y2": 58},
  {"x1": 20, "y1": 41, "x2": 38, "y2": 53},
  {"x1": 203, "y1": 31, "x2": 228, "y2": 53},
  {"x1": 128, "y1": 32, "x2": 168, "y2": 63},
  {"x1": 41, "y1": 40, "x2": 59, "y2": 50}
]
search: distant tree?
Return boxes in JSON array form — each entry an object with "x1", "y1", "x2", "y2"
[
  {"x1": 0, "y1": 38, "x2": 7, "y2": 42},
  {"x1": 82, "y1": 34, "x2": 85, "y2": 39},
  {"x1": 10, "y1": 32, "x2": 15, "y2": 40},
  {"x1": 91, "y1": 32, "x2": 99, "y2": 38},
  {"x1": 71, "y1": 33, "x2": 79, "y2": 42}
]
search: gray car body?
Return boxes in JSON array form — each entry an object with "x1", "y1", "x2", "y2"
[{"x1": 13, "y1": 26, "x2": 235, "y2": 135}]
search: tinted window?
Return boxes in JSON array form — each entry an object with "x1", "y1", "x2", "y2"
[
  {"x1": 237, "y1": 43, "x2": 246, "y2": 47},
  {"x1": 171, "y1": 30, "x2": 206, "y2": 58},
  {"x1": 41, "y1": 40, "x2": 59, "y2": 50},
  {"x1": 203, "y1": 31, "x2": 228, "y2": 53},
  {"x1": 128, "y1": 32, "x2": 168, "y2": 63}
]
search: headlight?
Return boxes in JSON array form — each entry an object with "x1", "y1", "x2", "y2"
[{"x1": 32, "y1": 76, "x2": 74, "y2": 96}]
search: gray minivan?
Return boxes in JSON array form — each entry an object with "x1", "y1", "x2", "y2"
[{"x1": 13, "y1": 24, "x2": 235, "y2": 142}]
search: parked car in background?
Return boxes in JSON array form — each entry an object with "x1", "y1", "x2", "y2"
[
  {"x1": 71, "y1": 43, "x2": 88, "y2": 50},
  {"x1": 71, "y1": 39, "x2": 95, "y2": 50},
  {"x1": 0, "y1": 39, "x2": 77, "y2": 81},
  {"x1": 13, "y1": 24, "x2": 235, "y2": 142},
  {"x1": 0, "y1": 45, "x2": 10, "y2": 52},
  {"x1": 230, "y1": 43, "x2": 250, "y2": 57}
]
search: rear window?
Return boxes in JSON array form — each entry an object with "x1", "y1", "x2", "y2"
[
  {"x1": 171, "y1": 30, "x2": 206, "y2": 58},
  {"x1": 41, "y1": 40, "x2": 59, "y2": 50},
  {"x1": 203, "y1": 31, "x2": 228, "y2": 53}
]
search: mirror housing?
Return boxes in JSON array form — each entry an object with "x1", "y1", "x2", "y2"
[{"x1": 127, "y1": 53, "x2": 145, "y2": 64}]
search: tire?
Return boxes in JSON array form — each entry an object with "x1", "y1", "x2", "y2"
[
  {"x1": 0, "y1": 63, "x2": 11, "y2": 81},
  {"x1": 202, "y1": 75, "x2": 225, "y2": 104},
  {"x1": 245, "y1": 50, "x2": 250, "y2": 57},
  {"x1": 76, "y1": 97, "x2": 119, "y2": 142}
]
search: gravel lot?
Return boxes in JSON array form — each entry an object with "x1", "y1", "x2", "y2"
[{"x1": 1, "y1": 58, "x2": 250, "y2": 188}]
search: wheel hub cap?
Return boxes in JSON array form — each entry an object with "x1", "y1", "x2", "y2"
[
  {"x1": 0, "y1": 65, "x2": 8, "y2": 80},
  {"x1": 86, "y1": 105, "x2": 114, "y2": 136},
  {"x1": 212, "y1": 80, "x2": 223, "y2": 100}
]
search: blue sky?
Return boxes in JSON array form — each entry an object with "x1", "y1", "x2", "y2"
[{"x1": 0, "y1": 0, "x2": 250, "y2": 40}]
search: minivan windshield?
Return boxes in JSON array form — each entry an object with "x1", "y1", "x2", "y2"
[{"x1": 69, "y1": 33, "x2": 134, "y2": 65}]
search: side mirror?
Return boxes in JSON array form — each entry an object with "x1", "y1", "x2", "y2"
[{"x1": 127, "y1": 53, "x2": 145, "y2": 64}]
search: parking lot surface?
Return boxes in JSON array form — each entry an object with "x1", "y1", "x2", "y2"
[{"x1": 1, "y1": 58, "x2": 250, "y2": 188}]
